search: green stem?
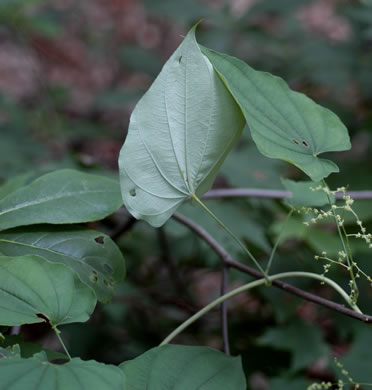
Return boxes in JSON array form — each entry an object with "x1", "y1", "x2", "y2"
[
  {"x1": 53, "y1": 327, "x2": 72, "y2": 361},
  {"x1": 160, "y1": 271, "x2": 361, "y2": 346},
  {"x1": 265, "y1": 208, "x2": 294, "y2": 274},
  {"x1": 191, "y1": 193, "x2": 269, "y2": 282},
  {"x1": 322, "y1": 180, "x2": 358, "y2": 302}
]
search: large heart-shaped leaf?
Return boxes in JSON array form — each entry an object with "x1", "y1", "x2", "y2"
[
  {"x1": 0, "y1": 353, "x2": 126, "y2": 390},
  {"x1": 0, "y1": 226, "x2": 125, "y2": 303},
  {"x1": 0, "y1": 169, "x2": 123, "y2": 231},
  {"x1": 119, "y1": 25, "x2": 245, "y2": 227},
  {"x1": 0, "y1": 255, "x2": 96, "y2": 327},
  {"x1": 201, "y1": 47, "x2": 351, "y2": 182},
  {"x1": 120, "y1": 345, "x2": 246, "y2": 389}
]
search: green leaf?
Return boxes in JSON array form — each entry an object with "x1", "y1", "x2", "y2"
[
  {"x1": 281, "y1": 178, "x2": 335, "y2": 207},
  {"x1": 0, "y1": 169, "x2": 123, "y2": 231},
  {"x1": 120, "y1": 344, "x2": 246, "y2": 389},
  {"x1": 258, "y1": 320, "x2": 329, "y2": 372},
  {"x1": 0, "y1": 344, "x2": 20, "y2": 359},
  {"x1": 0, "y1": 225, "x2": 125, "y2": 303},
  {"x1": 1, "y1": 335, "x2": 66, "y2": 361},
  {"x1": 0, "y1": 255, "x2": 96, "y2": 327},
  {"x1": 0, "y1": 354, "x2": 126, "y2": 390},
  {"x1": 201, "y1": 47, "x2": 351, "y2": 182},
  {"x1": 119, "y1": 25, "x2": 245, "y2": 227},
  {"x1": 0, "y1": 172, "x2": 33, "y2": 200}
]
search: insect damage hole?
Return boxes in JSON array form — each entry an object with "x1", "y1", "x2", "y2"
[
  {"x1": 178, "y1": 56, "x2": 182, "y2": 63},
  {"x1": 89, "y1": 270, "x2": 98, "y2": 283},
  {"x1": 129, "y1": 188, "x2": 136, "y2": 197},
  {"x1": 94, "y1": 236, "x2": 105, "y2": 244},
  {"x1": 302, "y1": 140, "x2": 309, "y2": 147},
  {"x1": 291, "y1": 138, "x2": 300, "y2": 145}
]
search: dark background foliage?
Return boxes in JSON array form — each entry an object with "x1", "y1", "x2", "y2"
[{"x1": 1, "y1": 0, "x2": 372, "y2": 388}]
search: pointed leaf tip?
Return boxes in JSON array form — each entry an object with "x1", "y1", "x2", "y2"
[{"x1": 119, "y1": 26, "x2": 245, "y2": 227}]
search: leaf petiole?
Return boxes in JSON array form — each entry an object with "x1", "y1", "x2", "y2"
[
  {"x1": 190, "y1": 193, "x2": 270, "y2": 283},
  {"x1": 265, "y1": 208, "x2": 294, "y2": 274},
  {"x1": 53, "y1": 327, "x2": 72, "y2": 361}
]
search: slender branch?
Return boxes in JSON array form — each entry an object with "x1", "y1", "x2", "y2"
[
  {"x1": 202, "y1": 188, "x2": 372, "y2": 200},
  {"x1": 220, "y1": 266, "x2": 230, "y2": 355},
  {"x1": 203, "y1": 188, "x2": 291, "y2": 199},
  {"x1": 172, "y1": 213, "x2": 372, "y2": 323},
  {"x1": 160, "y1": 271, "x2": 360, "y2": 345}
]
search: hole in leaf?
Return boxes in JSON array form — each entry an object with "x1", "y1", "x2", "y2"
[
  {"x1": 291, "y1": 138, "x2": 299, "y2": 145},
  {"x1": 103, "y1": 263, "x2": 113, "y2": 274},
  {"x1": 129, "y1": 188, "x2": 136, "y2": 197},
  {"x1": 89, "y1": 270, "x2": 98, "y2": 283},
  {"x1": 94, "y1": 236, "x2": 105, "y2": 245},
  {"x1": 302, "y1": 140, "x2": 309, "y2": 147},
  {"x1": 36, "y1": 313, "x2": 50, "y2": 325},
  {"x1": 178, "y1": 56, "x2": 182, "y2": 63}
]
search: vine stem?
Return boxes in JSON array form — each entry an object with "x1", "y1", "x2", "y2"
[
  {"x1": 160, "y1": 271, "x2": 361, "y2": 346},
  {"x1": 191, "y1": 193, "x2": 269, "y2": 282},
  {"x1": 53, "y1": 327, "x2": 72, "y2": 361}
]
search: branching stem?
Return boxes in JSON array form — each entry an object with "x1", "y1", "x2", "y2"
[{"x1": 173, "y1": 212, "x2": 372, "y2": 323}]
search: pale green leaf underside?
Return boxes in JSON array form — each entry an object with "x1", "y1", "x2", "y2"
[
  {"x1": 119, "y1": 26, "x2": 245, "y2": 227},
  {"x1": 0, "y1": 255, "x2": 96, "y2": 327},
  {"x1": 120, "y1": 345, "x2": 246, "y2": 390},
  {"x1": 0, "y1": 169, "x2": 123, "y2": 231},
  {"x1": 202, "y1": 48, "x2": 351, "y2": 182},
  {"x1": 0, "y1": 354, "x2": 126, "y2": 390},
  {"x1": 282, "y1": 178, "x2": 335, "y2": 207},
  {"x1": 0, "y1": 226, "x2": 125, "y2": 303}
]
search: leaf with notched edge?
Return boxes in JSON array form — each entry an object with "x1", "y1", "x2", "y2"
[{"x1": 0, "y1": 226, "x2": 125, "y2": 303}]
